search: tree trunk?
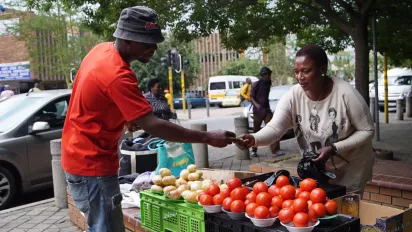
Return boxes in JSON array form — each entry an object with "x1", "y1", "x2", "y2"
[{"x1": 352, "y1": 19, "x2": 370, "y2": 105}]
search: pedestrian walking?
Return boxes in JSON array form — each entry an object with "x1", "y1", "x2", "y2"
[
  {"x1": 61, "y1": 6, "x2": 236, "y2": 232},
  {"x1": 240, "y1": 78, "x2": 252, "y2": 107},
  {"x1": 0, "y1": 85, "x2": 14, "y2": 99},
  {"x1": 250, "y1": 67, "x2": 273, "y2": 157}
]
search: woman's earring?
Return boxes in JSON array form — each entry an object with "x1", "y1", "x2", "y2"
[{"x1": 322, "y1": 73, "x2": 325, "y2": 77}]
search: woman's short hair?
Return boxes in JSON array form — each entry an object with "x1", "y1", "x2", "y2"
[
  {"x1": 296, "y1": 44, "x2": 328, "y2": 69},
  {"x1": 147, "y1": 78, "x2": 160, "y2": 91}
]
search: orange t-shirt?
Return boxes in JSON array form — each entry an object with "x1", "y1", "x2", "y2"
[{"x1": 61, "y1": 42, "x2": 152, "y2": 176}]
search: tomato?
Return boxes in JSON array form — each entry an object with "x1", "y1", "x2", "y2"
[
  {"x1": 253, "y1": 182, "x2": 268, "y2": 195},
  {"x1": 293, "y1": 198, "x2": 309, "y2": 213},
  {"x1": 300, "y1": 178, "x2": 317, "y2": 192},
  {"x1": 307, "y1": 200, "x2": 313, "y2": 209},
  {"x1": 246, "y1": 192, "x2": 257, "y2": 202},
  {"x1": 278, "y1": 208, "x2": 295, "y2": 224},
  {"x1": 282, "y1": 199, "x2": 294, "y2": 209},
  {"x1": 254, "y1": 206, "x2": 270, "y2": 219},
  {"x1": 199, "y1": 194, "x2": 213, "y2": 206},
  {"x1": 269, "y1": 206, "x2": 280, "y2": 218},
  {"x1": 227, "y1": 178, "x2": 242, "y2": 191},
  {"x1": 256, "y1": 192, "x2": 272, "y2": 208},
  {"x1": 308, "y1": 208, "x2": 318, "y2": 223},
  {"x1": 271, "y1": 195, "x2": 284, "y2": 208},
  {"x1": 324, "y1": 200, "x2": 338, "y2": 215},
  {"x1": 197, "y1": 192, "x2": 206, "y2": 201},
  {"x1": 268, "y1": 185, "x2": 279, "y2": 196},
  {"x1": 246, "y1": 203, "x2": 259, "y2": 217},
  {"x1": 276, "y1": 175, "x2": 290, "y2": 188},
  {"x1": 206, "y1": 184, "x2": 220, "y2": 196},
  {"x1": 311, "y1": 203, "x2": 326, "y2": 218},
  {"x1": 244, "y1": 199, "x2": 252, "y2": 205},
  {"x1": 221, "y1": 188, "x2": 231, "y2": 198},
  {"x1": 231, "y1": 187, "x2": 247, "y2": 201},
  {"x1": 310, "y1": 188, "x2": 327, "y2": 204},
  {"x1": 242, "y1": 186, "x2": 251, "y2": 195},
  {"x1": 230, "y1": 200, "x2": 246, "y2": 213},
  {"x1": 295, "y1": 188, "x2": 302, "y2": 198},
  {"x1": 213, "y1": 193, "x2": 225, "y2": 205},
  {"x1": 298, "y1": 191, "x2": 311, "y2": 201},
  {"x1": 293, "y1": 212, "x2": 309, "y2": 227},
  {"x1": 280, "y1": 185, "x2": 296, "y2": 200},
  {"x1": 222, "y1": 197, "x2": 234, "y2": 211}
]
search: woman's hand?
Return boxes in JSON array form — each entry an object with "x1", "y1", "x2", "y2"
[
  {"x1": 312, "y1": 146, "x2": 334, "y2": 165},
  {"x1": 235, "y1": 134, "x2": 256, "y2": 150}
]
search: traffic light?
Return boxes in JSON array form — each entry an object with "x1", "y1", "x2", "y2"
[{"x1": 160, "y1": 57, "x2": 168, "y2": 66}]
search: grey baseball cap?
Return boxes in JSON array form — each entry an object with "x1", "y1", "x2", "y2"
[{"x1": 113, "y1": 6, "x2": 165, "y2": 44}]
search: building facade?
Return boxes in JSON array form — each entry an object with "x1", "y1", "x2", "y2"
[
  {"x1": 191, "y1": 33, "x2": 240, "y2": 94},
  {"x1": 0, "y1": 8, "x2": 66, "y2": 93}
]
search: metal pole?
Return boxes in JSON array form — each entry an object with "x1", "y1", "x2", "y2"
[
  {"x1": 406, "y1": 96, "x2": 412, "y2": 118},
  {"x1": 396, "y1": 99, "x2": 404, "y2": 120},
  {"x1": 370, "y1": 97, "x2": 376, "y2": 122},
  {"x1": 191, "y1": 124, "x2": 209, "y2": 168},
  {"x1": 181, "y1": 66, "x2": 186, "y2": 113},
  {"x1": 372, "y1": 15, "x2": 380, "y2": 140},
  {"x1": 168, "y1": 50, "x2": 174, "y2": 112},
  {"x1": 50, "y1": 139, "x2": 68, "y2": 208},
  {"x1": 206, "y1": 98, "x2": 210, "y2": 117},
  {"x1": 188, "y1": 99, "x2": 191, "y2": 120},
  {"x1": 383, "y1": 52, "x2": 389, "y2": 123},
  {"x1": 234, "y1": 117, "x2": 250, "y2": 160}
]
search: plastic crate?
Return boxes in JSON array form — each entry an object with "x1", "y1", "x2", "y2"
[
  {"x1": 140, "y1": 190, "x2": 205, "y2": 232},
  {"x1": 205, "y1": 212, "x2": 360, "y2": 232},
  {"x1": 241, "y1": 172, "x2": 346, "y2": 199}
]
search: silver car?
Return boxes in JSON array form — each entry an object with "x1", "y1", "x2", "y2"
[
  {"x1": 0, "y1": 89, "x2": 71, "y2": 210},
  {"x1": 243, "y1": 85, "x2": 295, "y2": 134}
]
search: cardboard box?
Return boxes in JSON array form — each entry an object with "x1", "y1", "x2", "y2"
[
  {"x1": 199, "y1": 168, "x2": 255, "y2": 184},
  {"x1": 334, "y1": 194, "x2": 412, "y2": 232}
]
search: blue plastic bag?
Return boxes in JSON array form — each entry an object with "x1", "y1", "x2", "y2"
[{"x1": 150, "y1": 140, "x2": 195, "y2": 177}]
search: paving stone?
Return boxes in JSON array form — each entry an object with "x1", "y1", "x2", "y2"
[
  {"x1": 44, "y1": 207, "x2": 60, "y2": 212},
  {"x1": 48, "y1": 215, "x2": 65, "y2": 221},
  {"x1": 17, "y1": 223, "x2": 37, "y2": 229},
  {"x1": 8, "y1": 229, "x2": 28, "y2": 232},
  {"x1": 0, "y1": 228, "x2": 13, "y2": 232},
  {"x1": 25, "y1": 211, "x2": 42, "y2": 217},
  {"x1": 39, "y1": 211, "x2": 55, "y2": 217},
  {"x1": 61, "y1": 227, "x2": 80, "y2": 232},
  {"x1": 43, "y1": 230, "x2": 60, "y2": 232},
  {"x1": 33, "y1": 223, "x2": 51, "y2": 230},
  {"x1": 26, "y1": 218, "x2": 46, "y2": 224},
  {"x1": 26, "y1": 229, "x2": 43, "y2": 232},
  {"x1": 42, "y1": 219, "x2": 59, "y2": 224},
  {"x1": 32, "y1": 216, "x2": 48, "y2": 221},
  {"x1": 56, "y1": 221, "x2": 73, "y2": 229}
]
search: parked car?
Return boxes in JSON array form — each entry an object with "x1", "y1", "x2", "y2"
[
  {"x1": 0, "y1": 89, "x2": 71, "y2": 210},
  {"x1": 369, "y1": 68, "x2": 412, "y2": 111},
  {"x1": 221, "y1": 89, "x2": 241, "y2": 107},
  {"x1": 174, "y1": 93, "x2": 206, "y2": 109},
  {"x1": 243, "y1": 85, "x2": 295, "y2": 138}
]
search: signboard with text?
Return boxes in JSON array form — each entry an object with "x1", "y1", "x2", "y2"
[{"x1": 0, "y1": 61, "x2": 31, "y2": 80}]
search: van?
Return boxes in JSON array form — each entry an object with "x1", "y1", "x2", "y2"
[
  {"x1": 208, "y1": 75, "x2": 259, "y2": 107},
  {"x1": 370, "y1": 68, "x2": 412, "y2": 111}
]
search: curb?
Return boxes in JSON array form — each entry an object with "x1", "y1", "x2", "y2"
[{"x1": 0, "y1": 198, "x2": 55, "y2": 215}]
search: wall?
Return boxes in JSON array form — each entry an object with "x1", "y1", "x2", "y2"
[{"x1": 363, "y1": 184, "x2": 412, "y2": 210}]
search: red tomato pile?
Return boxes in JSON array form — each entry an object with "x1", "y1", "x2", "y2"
[
  {"x1": 198, "y1": 183, "x2": 225, "y2": 206},
  {"x1": 271, "y1": 177, "x2": 338, "y2": 227}
]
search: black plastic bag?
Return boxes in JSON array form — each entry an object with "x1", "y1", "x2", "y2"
[{"x1": 297, "y1": 151, "x2": 336, "y2": 185}]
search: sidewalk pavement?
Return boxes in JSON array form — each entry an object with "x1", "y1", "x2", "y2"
[
  {"x1": 1, "y1": 112, "x2": 410, "y2": 232},
  {"x1": 0, "y1": 199, "x2": 81, "y2": 232}
]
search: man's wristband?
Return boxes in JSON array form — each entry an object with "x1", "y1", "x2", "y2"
[{"x1": 331, "y1": 144, "x2": 339, "y2": 154}]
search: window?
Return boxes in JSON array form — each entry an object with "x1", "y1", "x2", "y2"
[
  {"x1": 379, "y1": 76, "x2": 412, "y2": 86},
  {"x1": 210, "y1": 82, "x2": 226, "y2": 90},
  {"x1": 31, "y1": 97, "x2": 70, "y2": 130},
  {"x1": 232, "y1": 81, "x2": 243, "y2": 89},
  {"x1": 225, "y1": 90, "x2": 239, "y2": 96}
]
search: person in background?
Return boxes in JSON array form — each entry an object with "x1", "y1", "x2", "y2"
[
  {"x1": 250, "y1": 67, "x2": 273, "y2": 157},
  {"x1": 237, "y1": 44, "x2": 374, "y2": 194},
  {"x1": 164, "y1": 89, "x2": 172, "y2": 109},
  {"x1": 0, "y1": 85, "x2": 14, "y2": 99},
  {"x1": 240, "y1": 77, "x2": 252, "y2": 106},
  {"x1": 144, "y1": 78, "x2": 174, "y2": 121},
  {"x1": 62, "y1": 6, "x2": 236, "y2": 232},
  {"x1": 0, "y1": 84, "x2": 4, "y2": 94},
  {"x1": 28, "y1": 83, "x2": 41, "y2": 93}
]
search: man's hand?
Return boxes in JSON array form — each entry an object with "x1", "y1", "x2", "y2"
[
  {"x1": 312, "y1": 146, "x2": 334, "y2": 165},
  {"x1": 205, "y1": 130, "x2": 237, "y2": 148},
  {"x1": 124, "y1": 121, "x2": 140, "y2": 132},
  {"x1": 234, "y1": 134, "x2": 255, "y2": 150}
]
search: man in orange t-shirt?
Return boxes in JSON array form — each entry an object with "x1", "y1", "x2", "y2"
[{"x1": 62, "y1": 6, "x2": 235, "y2": 232}]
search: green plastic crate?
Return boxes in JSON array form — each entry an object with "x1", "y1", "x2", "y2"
[{"x1": 140, "y1": 190, "x2": 205, "y2": 232}]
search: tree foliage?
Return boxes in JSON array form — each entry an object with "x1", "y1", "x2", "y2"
[
  {"x1": 219, "y1": 59, "x2": 260, "y2": 77},
  {"x1": 131, "y1": 34, "x2": 200, "y2": 94},
  {"x1": 23, "y1": 0, "x2": 412, "y2": 102}
]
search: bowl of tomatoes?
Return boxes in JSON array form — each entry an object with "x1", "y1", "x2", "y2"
[
  {"x1": 245, "y1": 212, "x2": 277, "y2": 227},
  {"x1": 280, "y1": 220, "x2": 320, "y2": 232}
]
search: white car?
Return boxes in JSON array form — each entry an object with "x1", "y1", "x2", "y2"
[
  {"x1": 243, "y1": 84, "x2": 295, "y2": 139},
  {"x1": 369, "y1": 68, "x2": 412, "y2": 111}
]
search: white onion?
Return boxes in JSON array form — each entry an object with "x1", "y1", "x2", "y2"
[
  {"x1": 187, "y1": 164, "x2": 197, "y2": 173},
  {"x1": 159, "y1": 168, "x2": 172, "y2": 177}
]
